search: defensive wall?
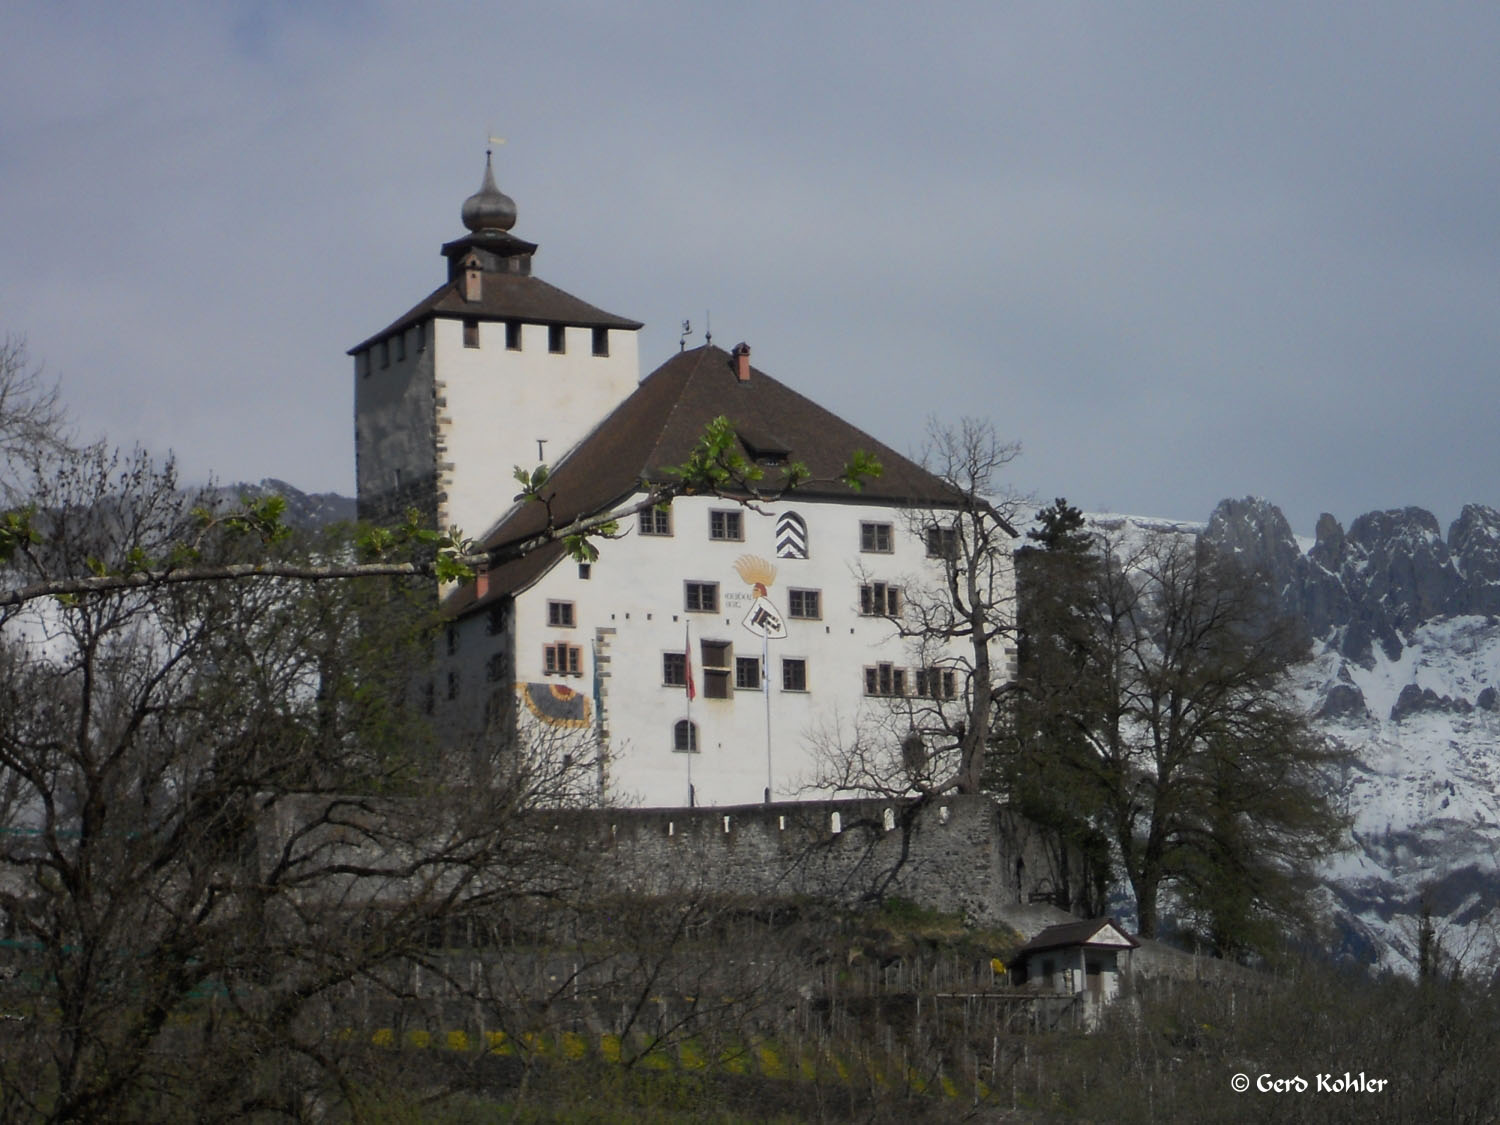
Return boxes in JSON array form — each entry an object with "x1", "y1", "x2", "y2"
[
  {"x1": 257, "y1": 793, "x2": 1083, "y2": 930},
  {"x1": 518, "y1": 794, "x2": 1078, "y2": 928}
]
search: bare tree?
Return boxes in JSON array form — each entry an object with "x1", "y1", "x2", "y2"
[
  {"x1": 0, "y1": 336, "x2": 68, "y2": 495},
  {"x1": 827, "y1": 419, "x2": 1021, "y2": 799},
  {"x1": 0, "y1": 445, "x2": 618, "y2": 1119}
]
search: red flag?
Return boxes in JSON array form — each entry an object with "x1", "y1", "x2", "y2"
[{"x1": 684, "y1": 625, "x2": 696, "y2": 701}]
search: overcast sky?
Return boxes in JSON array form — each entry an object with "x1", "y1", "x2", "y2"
[{"x1": 2, "y1": 2, "x2": 1496, "y2": 538}]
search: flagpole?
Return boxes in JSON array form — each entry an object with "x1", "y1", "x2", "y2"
[
  {"x1": 684, "y1": 620, "x2": 695, "y2": 807},
  {"x1": 763, "y1": 631, "x2": 773, "y2": 803}
]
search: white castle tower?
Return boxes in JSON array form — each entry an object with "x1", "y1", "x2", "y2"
[{"x1": 350, "y1": 153, "x2": 642, "y2": 539}]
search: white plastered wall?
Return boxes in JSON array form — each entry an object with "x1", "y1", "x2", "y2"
[
  {"x1": 505, "y1": 493, "x2": 1016, "y2": 807},
  {"x1": 432, "y1": 319, "x2": 639, "y2": 540}
]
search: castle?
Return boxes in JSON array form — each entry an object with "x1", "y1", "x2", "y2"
[{"x1": 350, "y1": 155, "x2": 1018, "y2": 810}]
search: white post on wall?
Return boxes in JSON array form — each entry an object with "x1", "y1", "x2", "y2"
[{"x1": 684, "y1": 620, "x2": 695, "y2": 807}]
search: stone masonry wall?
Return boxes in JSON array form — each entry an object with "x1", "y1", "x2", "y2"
[
  {"x1": 258, "y1": 793, "x2": 1080, "y2": 930},
  {"x1": 543, "y1": 795, "x2": 1076, "y2": 928}
]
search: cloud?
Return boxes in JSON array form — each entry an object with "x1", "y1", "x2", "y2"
[{"x1": 1, "y1": 2, "x2": 1496, "y2": 535}]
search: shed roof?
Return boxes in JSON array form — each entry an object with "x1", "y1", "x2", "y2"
[{"x1": 1013, "y1": 919, "x2": 1139, "y2": 958}]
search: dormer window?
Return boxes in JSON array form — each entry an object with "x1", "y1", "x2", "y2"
[
  {"x1": 462, "y1": 252, "x2": 483, "y2": 302},
  {"x1": 739, "y1": 430, "x2": 792, "y2": 468}
]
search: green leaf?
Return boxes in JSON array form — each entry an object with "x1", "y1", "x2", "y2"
[
  {"x1": 563, "y1": 535, "x2": 600, "y2": 564},
  {"x1": 434, "y1": 554, "x2": 475, "y2": 584},
  {"x1": 0, "y1": 507, "x2": 40, "y2": 563},
  {"x1": 841, "y1": 450, "x2": 883, "y2": 492}
]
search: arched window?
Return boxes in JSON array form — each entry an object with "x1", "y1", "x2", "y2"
[
  {"x1": 673, "y1": 719, "x2": 699, "y2": 753},
  {"x1": 775, "y1": 512, "x2": 808, "y2": 559}
]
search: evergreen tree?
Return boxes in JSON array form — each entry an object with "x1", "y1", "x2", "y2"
[
  {"x1": 1008, "y1": 513, "x2": 1346, "y2": 954},
  {"x1": 1004, "y1": 498, "x2": 1112, "y2": 913}
]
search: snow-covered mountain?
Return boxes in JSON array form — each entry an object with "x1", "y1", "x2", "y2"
[
  {"x1": 1108, "y1": 498, "x2": 1500, "y2": 974},
  {"x1": 208, "y1": 478, "x2": 357, "y2": 530}
]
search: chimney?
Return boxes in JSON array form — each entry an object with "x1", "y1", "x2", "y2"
[
  {"x1": 474, "y1": 566, "x2": 489, "y2": 599},
  {"x1": 732, "y1": 341, "x2": 751, "y2": 382}
]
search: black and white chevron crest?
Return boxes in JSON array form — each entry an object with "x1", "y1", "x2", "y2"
[{"x1": 775, "y1": 512, "x2": 808, "y2": 559}]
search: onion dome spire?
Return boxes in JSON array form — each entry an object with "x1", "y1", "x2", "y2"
[{"x1": 461, "y1": 149, "x2": 517, "y2": 233}]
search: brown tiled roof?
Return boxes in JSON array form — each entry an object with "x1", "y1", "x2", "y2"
[
  {"x1": 445, "y1": 344, "x2": 993, "y2": 617},
  {"x1": 1013, "y1": 919, "x2": 1139, "y2": 957},
  {"x1": 348, "y1": 274, "x2": 642, "y2": 354}
]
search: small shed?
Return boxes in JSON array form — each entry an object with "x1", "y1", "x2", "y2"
[{"x1": 1010, "y1": 918, "x2": 1138, "y2": 1006}]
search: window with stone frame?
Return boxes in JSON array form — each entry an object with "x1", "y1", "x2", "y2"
[
  {"x1": 915, "y1": 666, "x2": 957, "y2": 699},
  {"x1": 735, "y1": 656, "x2": 761, "y2": 690},
  {"x1": 864, "y1": 662, "x2": 906, "y2": 697},
  {"x1": 926, "y1": 523, "x2": 959, "y2": 559},
  {"x1": 640, "y1": 507, "x2": 672, "y2": 536},
  {"x1": 860, "y1": 522, "x2": 893, "y2": 552},
  {"x1": 701, "y1": 639, "x2": 731, "y2": 699},
  {"x1": 710, "y1": 509, "x2": 744, "y2": 541},
  {"x1": 685, "y1": 581, "x2": 719, "y2": 613},
  {"x1": 543, "y1": 642, "x2": 582, "y2": 677},
  {"x1": 781, "y1": 658, "x2": 808, "y2": 692},
  {"x1": 859, "y1": 581, "x2": 901, "y2": 616},
  {"x1": 787, "y1": 588, "x2": 821, "y2": 619}
]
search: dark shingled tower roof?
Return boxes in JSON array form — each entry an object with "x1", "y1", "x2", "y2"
[
  {"x1": 447, "y1": 343, "x2": 986, "y2": 617},
  {"x1": 349, "y1": 152, "x2": 641, "y2": 354},
  {"x1": 349, "y1": 275, "x2": 641, "y2": 354}
]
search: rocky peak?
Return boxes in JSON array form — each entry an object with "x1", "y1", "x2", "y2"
[
  {"x1": 1202, "y1": 497, "x2": 1352, "y2": 653},
  {"x1": 1446, "y1": 505, "x2": 1500, "y2": 614},
  {"x1": 1310, "y1": 513, "x2": 1345, "y2": 571},
  {"x1": 1203, "y1": 497, "x2": 1302, "y2": 596},
  {"x1": 1340, "y1": 508, "x2": 1460, "y2": 631}
]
